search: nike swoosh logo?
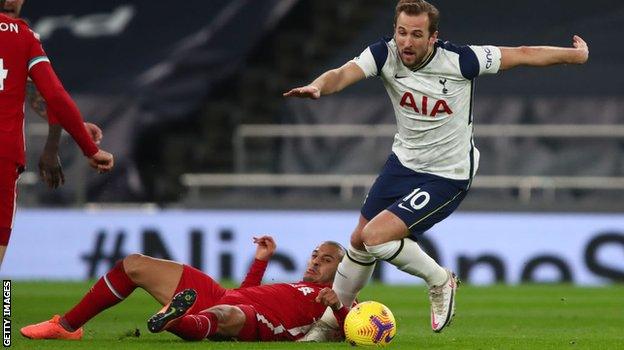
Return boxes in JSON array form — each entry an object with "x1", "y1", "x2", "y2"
[
  {"x1": 394, "y1": 74, "x2": 409, "y2": 79},
  {"x1": 398, "y1": 202, "x2": 414, "y2": 213},
  {"x1": 431, "y1": 310, "x2": 440, "y2": 329}
]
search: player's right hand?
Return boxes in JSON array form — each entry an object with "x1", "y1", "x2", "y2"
[
  {"x1": 253, "y1": 235, "x2": 276, "y2": 261},
  {"x1": 88, "y1": 150, "x2": 114, "y2": 173},
  {"x1": 316, "y1": 288, "x2": 343, "y2": 311},
  {"x1": 283, "y1": 85, "x2": 321, "y2": 99}
]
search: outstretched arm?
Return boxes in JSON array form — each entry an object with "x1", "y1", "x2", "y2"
[
  {"x1": 283, "y1": 61, "x2": 366, "y2": 99},
  {"x1": 499, "y1": 35, "x2": 589, "y2": 70}
]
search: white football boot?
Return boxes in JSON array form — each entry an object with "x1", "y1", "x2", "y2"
[
  {"x1": 428, "y1": 268, "x2": 458, "y2": 332},
  {"x1": 298, "y1": 308, "x2": 343, "y2": 342}
]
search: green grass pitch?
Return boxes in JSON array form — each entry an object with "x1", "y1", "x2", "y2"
[{"x1": 8, "y1": 282, "x2": 624, "y2": 349}]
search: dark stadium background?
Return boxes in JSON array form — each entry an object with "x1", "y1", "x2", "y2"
[{"x1": 18, "y1": 0, "x2": 624, "y2": 210}]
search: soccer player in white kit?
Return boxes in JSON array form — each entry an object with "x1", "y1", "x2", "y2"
[{"x1": 284, "y1": 0, "x2": 589, "y2": 338}]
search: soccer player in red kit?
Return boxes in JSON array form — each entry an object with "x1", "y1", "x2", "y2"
[
  {"x1": 148, "y1": 240, "x2": 348, "y2": 342},
  {"x1": 21, "y1": 236, "x2": 349, "y2": 342},
  {"x1": 3, "y1": 0, "x2": 104, "y2": 189},
  {"x1": 0, "y1": 2, "x2": 114, "y2": 266}
]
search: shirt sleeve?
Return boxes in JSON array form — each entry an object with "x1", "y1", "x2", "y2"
[
  {"x1": 239, "y1": 259, "x2": 269, "y2": 288},
  {"x1": 468, "y1": 45, "x2": 501, "y2": 76},
  {"x1": 46, "y1": 107, "x2": 60, "y2": 124},
  {"x1": 26, "y1": 29, "x2": 50, "y2": 72},
  {"x1": 351, "y1": 39, "x2": 389, "y2": 78}
]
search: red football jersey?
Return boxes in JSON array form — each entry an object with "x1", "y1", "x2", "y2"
[
  {"x1": 0, "y1": 14, "x2": 97, "y2": 165},
  {"x1": 220, "y1": 280, "x2": 332, "y2": 341}
]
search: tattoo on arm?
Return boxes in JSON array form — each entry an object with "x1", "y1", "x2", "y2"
[{"x1": 26, "y1": 80, "x2": 49, "y2": 120}]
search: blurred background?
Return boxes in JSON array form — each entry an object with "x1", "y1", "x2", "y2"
[{"x1": 7, "y1": 0, "x2": 624, "y2": 284}]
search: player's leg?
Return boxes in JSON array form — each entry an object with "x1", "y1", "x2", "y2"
[
  {"x1": 148, "y1": 266, "x2": 229, "y2": 340},
  {"x1": 61, "y1": 254, "x2": 183, "y2": 328},
  {"x1": 198, "y1": 304, "x2": 248, "y2": 338},
  {"x1": 302, "y1": 156, "x2": 401, "y2": 342},
  {"x1": 122, "y1": 254, "x2": 184, "y2": 304},
  {"x1": 363, "y1": 213, "x2": 457, "y2": 333},
  {"x1": 333, "y1": 214, "x2": 377, "y2": 308},
  {"x1": 331, "y1": 155, "x2": 412, "y2": 309},
  {"x1": 302, "y1": 215, "x2": 375, "y2": 341},
  {"x1": 147, "y1": 288, "x2": 198, "y2": 334},
  {"x1": 160, "y1": 303, "x2": 249, "y2": 341},
  {"x1": 0, "y1": 160, "x2": 20, "y2": 268},
  {"x1": 362, "y1": 210, "x2": 448, "y2": 286},
  {"x1": 20, "y1": 256, "x2": 138, "y2": 339},
  {"x1": 20, "y1": 254, "x2": 184, "y2": 340},
  {"x1": 362, "y1": 176, "x2": 467, "y2": 332}
]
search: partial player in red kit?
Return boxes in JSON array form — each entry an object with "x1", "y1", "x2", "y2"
[
  {"x1": 3, "y1": 0, "x2": 104, "y2": 189},
  {"x1": 0, "y1": 2, "x2": 114, "y2": 266},
  {"x1": 148, "y1": 239, "x2": 349, "y2": 342},
  {"x1": 20, "y1": 236, "x2": 349, "y2": 342}
]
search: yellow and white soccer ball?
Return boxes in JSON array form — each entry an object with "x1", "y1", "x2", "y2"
[{"x1": 344, "y1": 301, "x2": 396, "y2": 347}]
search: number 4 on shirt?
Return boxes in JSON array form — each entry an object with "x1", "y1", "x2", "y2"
[{"x1": 0, "y1": 58, "x2": 8, "y2": 91}]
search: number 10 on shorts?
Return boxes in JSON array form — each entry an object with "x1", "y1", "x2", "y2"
[{"x1": 398, "y1": 188, "x2": 431, "y2": 212}]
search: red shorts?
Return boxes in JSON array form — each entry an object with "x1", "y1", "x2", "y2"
[
  {"x1": 174, "y1": 265, "x2": 227, "y2": 313},
  {"x1": 0, "y1": 159, "x2": 20, "y2": 245},
  {"x1": 174, "y1": 265, "x2": 260, "y2": 341}
]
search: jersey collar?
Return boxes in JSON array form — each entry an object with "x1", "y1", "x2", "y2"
[{"x1": 408, "y1": 41, "x2": 439, "y2": 72}]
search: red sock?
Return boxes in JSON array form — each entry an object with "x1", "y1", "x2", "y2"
[
  {"x1": 168, "y1": 311, "x2": 218, "y2": 341},
  {"x1": 63, "y1": 260, "x2": 136, "y2": 329}
]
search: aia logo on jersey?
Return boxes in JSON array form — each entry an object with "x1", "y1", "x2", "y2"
[{"x1": 399, "y1": 92, "x2": 453, "y2": 117}]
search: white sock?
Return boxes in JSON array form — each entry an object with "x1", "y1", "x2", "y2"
[
  {"x1": 320, "y1": 245, "x2": 376, "y2": 328},
  {"x1": 365, "y1": 239, "x2": 447, "y2": 287}
]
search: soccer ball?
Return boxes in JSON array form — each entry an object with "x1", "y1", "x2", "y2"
[{"x1": 344, "y1": 301, "x2": 396, "y2": 347}]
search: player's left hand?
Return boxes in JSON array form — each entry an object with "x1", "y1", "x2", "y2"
[
  {"x1": 316, "y1": 288, "x2": 342, "y2": 311},
  {"x1": 253, "y1": 235, "x2": 276, "y2": 261},
  {"x1": 84, "y1": 122, "x2": 103, "y2": 144},
  {"x1": 38, "y1": 149, "x2": 65, "y2": 189},
  {"x1": 571, "y1": 35, "x2": 589, "y2": 64}
]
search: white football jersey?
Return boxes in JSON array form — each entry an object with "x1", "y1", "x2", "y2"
[{"x1": 352, "y1": 38, "x2": 501, "y2": 183}]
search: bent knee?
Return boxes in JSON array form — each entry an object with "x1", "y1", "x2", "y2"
[
  {"x1": 362, "y1": 212, "x2": 409, "y2": 246},
  {"x1": 350, "y1": 229, "x2": 365, "y2": 250},
  {"x1": 123, "y1": 253, "x2": 149, "y2": 281},
  {"x1": 361, "y1": 223, "x2": 386, "y2": 246}
]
